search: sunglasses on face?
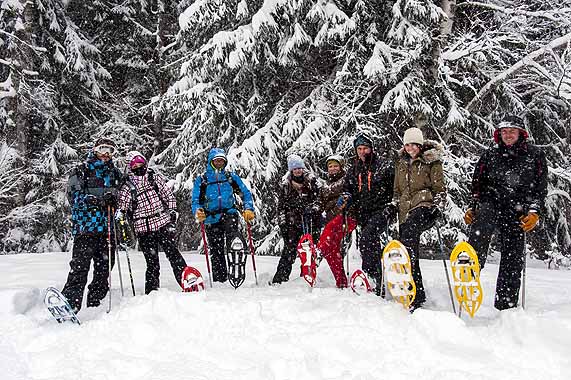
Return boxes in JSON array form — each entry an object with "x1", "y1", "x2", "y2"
[{"x1": 94, "y1": 144, "x2": 116, "y2": 156}]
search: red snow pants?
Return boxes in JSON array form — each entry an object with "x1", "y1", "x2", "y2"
[{"x1": 317, "y1": 214, "x2": 357, "y2": 288}]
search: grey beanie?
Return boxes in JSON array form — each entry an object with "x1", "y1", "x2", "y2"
[{"x1": 287, "y1": 154, "x2": 306, "y2": 171}]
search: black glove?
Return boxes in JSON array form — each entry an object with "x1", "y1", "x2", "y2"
[
  {"x1": 430, "y1": 206, "x2": 443, "y2": 221},
  {"x1": 84, "y1": 194, "x2": 100, "y2": 207},
  {"x1": 169, "y1": 210, "x2": 178, "y2": 224},
  {"x1": 382, "y1": 202, "x2": 398, "y2": 222},
  {"x1": 103, "y1": 191, "x2": 116, "y2": 206}
]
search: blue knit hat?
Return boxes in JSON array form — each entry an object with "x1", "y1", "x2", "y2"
[
  {"x1": 287, "y1": 154, "x2": 305, "y2": 171},
  {"x1": 353, "y1": 133, "x2": 373, "y2": 150}
]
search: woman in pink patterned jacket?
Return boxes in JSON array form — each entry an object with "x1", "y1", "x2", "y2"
[{"x1": 116, "y1": 152, "x2": 187, "y2": 294}]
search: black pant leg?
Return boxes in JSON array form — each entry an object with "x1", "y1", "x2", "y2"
[
  {"x1": 359, "y1": 212, "x2": 387, "y2": 280},
  {"x1": 62, "y1": 235, "x2": 96, "y2": 311},
  {"x1": 273, "y1": 224, "x2": 303, "y2": 284},
  {"x1": 86, "y1": 234, "x2": 114, "y2": 307},
  {"x1": 205, "y1": 220, "x2": 228, "y2": 282},
  {"x1": 157, "y1": 227, "x2": 187, "y2": 287},
  {"x1": 468, "y1": 205, "x2": 497, "y2": 269},
  {"x1": 494, "y1": 221, "x2": 525, "y2": 310},
  {"x1": 399, "y1": 207, "x2": 436, "y2": 304},
  {"x1": 139, "y1": 232, "x2": 161, "y2": 294}
]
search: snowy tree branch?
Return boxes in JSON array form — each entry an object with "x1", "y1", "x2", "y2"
[{"x1": 467, "y1": 32, "x2": 571, "y2": 112}]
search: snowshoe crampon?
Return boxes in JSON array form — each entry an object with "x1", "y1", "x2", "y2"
[
  {"x1": 44, "y1": 287, "x2": 81, "y2": 325},
  {"x1": 350, "y1": 269, "x2": 372, "y2": 295},
  {"x1": 227, "y1": 238, "x2": 247, "y2": 289},
  {"x1": 297, "y1": 234, "x2": 317, "y2": 287},
  {"x1": 450, "y1": 242, "x2": 482, "y2": 317},
  {"x1": 181, "y1": 266, "x2": 205, "y2": 292},
  {"x1": 382, "y1": 240, "x2": 416, "y2": 309}
]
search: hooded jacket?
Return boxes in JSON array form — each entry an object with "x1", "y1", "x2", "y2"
[
  {"x1": 393, "y1": 140, "x2": 446, "y2": 224},
  {"x1": 191, "y1": 148, "x2": 254, "y2": 224}
]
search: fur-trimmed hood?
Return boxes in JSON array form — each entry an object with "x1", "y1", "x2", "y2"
[{"x1": 398, "y1": 140, "x2": 443, "y2": 164}]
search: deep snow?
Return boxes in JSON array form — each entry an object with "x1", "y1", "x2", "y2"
[{"x1": 0, "y1": 249, "x2": 570, "y2": 380}]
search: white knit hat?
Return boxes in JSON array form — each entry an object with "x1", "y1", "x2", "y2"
[{"x1": 403, "y1": 127, "x2": 424, "y2": 145}]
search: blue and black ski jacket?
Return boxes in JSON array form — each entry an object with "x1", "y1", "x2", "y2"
[
  {"x1": 191, "y1": 148, "x2": 254, "y2": 225},
  {"x1": 68, "y1": 152, "x2": 123, "y2": 236}
]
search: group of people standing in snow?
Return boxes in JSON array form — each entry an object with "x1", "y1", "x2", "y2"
[{"x1": 60, "y1": 114, "x2": 547, "y2": 315}]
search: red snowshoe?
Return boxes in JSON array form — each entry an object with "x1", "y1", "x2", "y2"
[
  {"x1": 181, "y1": 266, "x2": 205, "y2": 292},
  {"x1": 297, "y1": 234, "x2": 317, "y2": 287}
]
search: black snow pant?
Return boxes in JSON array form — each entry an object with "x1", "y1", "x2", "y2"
[
  {"x1": 138, "y1": 226, "x2": 187, "y2": 294},
  {"x1": 399, "y1": 206, "x2": 439, "y2": 306},
  {"x1": 62, "y1": 233, "x2": 116, "y2": 312},
  {"x1": 469, "y1": 203, "x2": 526, "y2": 310},
  {"x1": 273, "y1": 219, "x2": 320, "y2": 284},
  {"x1": 205, "y1": 213, "x2": 245, "y2": 283},
  {"x1": 358, "y1": 212, "x2": 390, "y2": 287}
]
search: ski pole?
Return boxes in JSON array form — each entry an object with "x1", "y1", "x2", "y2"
[
  {"x1": 341, "y1": 211, "x2": 350, "y2": 281},
  {"x1": 112, "y1": 215, "x2": 125, "y2": 297},
  {"x1": 106, "y1": 204, "x2": 114, "y2": 313},
  {"x1": 117, "y1": 219, "x2": 136, "y2": 296},
  {"x1": 200, "y1": 222, "x2": 213, "y2": 288},
  {"x1": 246, "y1": 222, "x2": 258, "y2": 286},
  {"x1": 436, "y1": 223, "x2": 456, "y2": 314},
  {"x1": 521, "y1": 232, "x2": 527, "y2": 310}
]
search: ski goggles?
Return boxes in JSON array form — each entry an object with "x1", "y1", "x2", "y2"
[{"x1": 93, "y1": 144, "x2": 116, "y2": 156}]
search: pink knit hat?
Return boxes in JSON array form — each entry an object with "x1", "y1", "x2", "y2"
[{"x1": 129, "y1": 154, "x2": 146, "y2": 169}]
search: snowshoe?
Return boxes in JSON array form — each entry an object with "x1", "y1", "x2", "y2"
[
  {"x1": 227, "y1": 237, "x2": 248, "y2": 289},
  {"x1": 297, "y1": 233, "x2": 317, "y2": 287},
  {"x1": 181, "y1": 266, "x2": 205, "y2": 292},
  {"x1": 44, "y1": 287, "x2": 81, "y2": 325},
  {"x1": 450, "y1": 242, "x2": 482, "y2": 317},
  {"x1": 382, "y1": 240, "x2": 416, "y2": 309},
  {"x1": 350, "y1": 269, "x2": 372, "y2": 295}
]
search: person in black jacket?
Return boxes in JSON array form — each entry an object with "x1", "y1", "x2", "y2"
[
  {"x1": 338, "y1": 133, "x2": 395, "y2": 288},
  {"x1": 271, "y1": 154, "x2": 321, "y2": 284},
  {"x1": 464, "y1": 115, "x2": 548, "y2": 310}
]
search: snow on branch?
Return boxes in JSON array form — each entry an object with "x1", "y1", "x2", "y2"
[
  {"x1": 459, "y1": 2, "x2": 570, "y2": 24},
  {"x1": 467, "y1": 32, "x2": 571, "y2": 112}
]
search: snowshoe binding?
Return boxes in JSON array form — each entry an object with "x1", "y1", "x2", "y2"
[
  {"x1": 382, "y1": 240, "x2": 416, "y2": 309},
  {"x1": 227, "y1": 237, "x2": 248, "y2": 289},
  {"x1": 450, "y1": 242, "x2": 482, "y2": 317}
]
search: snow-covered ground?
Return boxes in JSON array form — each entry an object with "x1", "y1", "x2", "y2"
[{"x1": 0, "y1": 249, "x2": 570, "y2": 380}]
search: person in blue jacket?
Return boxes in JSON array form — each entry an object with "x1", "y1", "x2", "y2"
[
  {"x1": 191, "y1": 148, "x2": 255, "y2": 282},
  {"x1": 62, "y1": 138, "x2": 122, "y2": 313}
]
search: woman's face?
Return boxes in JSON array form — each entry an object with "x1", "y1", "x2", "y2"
[
  {"x1": 327, "y1": 162, "x2": 341, "y2": 175},
  {"x1": 292, "y1": 168, "x2": 304, "y2": 177},
  {"x1": 404, "y1": 143, "x2": 420, "y2": 158}
]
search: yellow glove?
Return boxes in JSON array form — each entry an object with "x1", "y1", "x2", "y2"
[
  {"x1": 243, "y1": 210, "x2": 255, "y2": 223},
  {"x1": 520, "y1": 212, "x2": 539, "y2": 232},
  {"x1": 195, "y1": 208, "x2": 206, "y2": 223},
  {"x1": 464, "y1": 208, "x2": 475, "y2": 225}
]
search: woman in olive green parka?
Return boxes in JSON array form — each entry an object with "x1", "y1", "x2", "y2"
[{"x1": 393, "y1": 127, "x2": 446, "y2": 310}]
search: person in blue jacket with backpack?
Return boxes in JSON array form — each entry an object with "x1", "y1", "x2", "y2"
[
  {"x1": 62, "y1": 138, "x2": 122, "y2": 313},
  {"x1": 191, "y1": 148, "x2": 255, "y2": 283}
]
